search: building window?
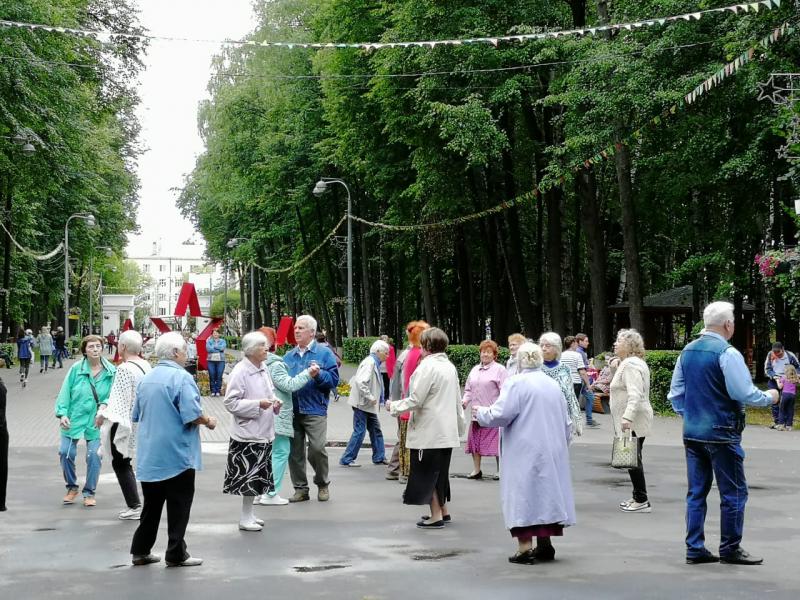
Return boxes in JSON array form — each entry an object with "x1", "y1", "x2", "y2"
[
  {"x1": 143, "y1": 293, "x2": 150, "y2": 301},
  {"x1": 174, "y1": 278, "x2": 183, "y2": 287},
  {"x1": 176, "y1": 264, "x2": 183, "y2": 273},
  {"x1": 158, "y1": 307, "x2": 166, "y2": 316},
  {"x1": 158, "y1": 278, "x2": 166, "y2": 286},
  {"x1": 158, "y1": 293, "x2": 166, "y2": 301},
  {"x1": 143, "y1": 264, "x2": 150, "y2": 273},
  {"x1": 159, "y1": 264, "x2": 166, "y2": 272}
]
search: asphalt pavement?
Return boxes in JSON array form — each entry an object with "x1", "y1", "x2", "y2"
[{"x1": 1, "y1": 356, "x2": 799, "y2": 599}]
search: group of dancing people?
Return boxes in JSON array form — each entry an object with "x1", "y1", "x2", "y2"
[{"x1": 48, "y1": 300, "x2": 779, "y2": 567}]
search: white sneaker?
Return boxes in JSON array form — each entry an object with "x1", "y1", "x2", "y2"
[
  {"x1": 252, "y1": 495, "x2": 263, "y2": 505},
  {"x1": 620, "y1": 500, "x2": 652, "y2": 513},
  {"x1": 118, "y1": 506, "x2": 142, "y2": 520},
  {"x1": 258, "y1": 494, "x2": 289, "y2": 506},
  {"x1": 238, "y1": 520, "x2": 263, "y2": 532},
  {"x1": 619, "y1": 498, "x2": 635, "y2": 508}
]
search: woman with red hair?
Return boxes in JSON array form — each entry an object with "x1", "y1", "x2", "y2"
[
  {"x1": 462, "y1": 340, "x2": 507, "y2": 479},
  {"x1": 395, "y1": 321, "x2": 429, "y2": 483}
]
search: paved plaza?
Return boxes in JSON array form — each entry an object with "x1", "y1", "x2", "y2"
[{"x1": 1, "y1": 358, "x2": 799, "y2": 599}]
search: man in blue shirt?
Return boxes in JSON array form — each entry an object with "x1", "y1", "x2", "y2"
[
  {"x1": 284, "y1": 315, "x2": 340, "y2": 503},
  {"x1": 129, "y1": 332, "x2": 217, "y2": 568},
  {"x1": 669, "y1": 302, "x2": 779, "y2": 566}
]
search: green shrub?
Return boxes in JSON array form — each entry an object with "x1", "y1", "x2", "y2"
[
  {"x1": 223, "y1": 335, "x2": 240, "y2": 350},
  {"x1": 644, "y1": 350, "x2": 681, "y2": 414},
  {"x1": 343, "y1": 337, "x2": 378, "y2": 363},
  {"x1": 0, "y1": 343, "x2": 13, "y2": 360}
]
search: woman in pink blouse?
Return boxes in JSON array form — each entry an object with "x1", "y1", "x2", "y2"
[{"x1": 462, "y1": 340, "x2": 508, "y2": 480}]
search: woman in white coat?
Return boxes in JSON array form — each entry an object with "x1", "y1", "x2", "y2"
[
  {"x1": 610, "y1": 329, "x2": 653, "y2": 514},
  {"x1": 474, "y1": 342, "x2": 576, "y2": 565},
  {"x1": 340, "y1": 339, "x2": 390, "y2": 467}
]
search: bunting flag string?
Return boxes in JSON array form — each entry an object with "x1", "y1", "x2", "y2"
[
  {"x1": 0, "y1": 1, "x2": 783, "y2": 52},
  {"x1": 0, "y1": 219, "x2": 64, "y2": 261}
]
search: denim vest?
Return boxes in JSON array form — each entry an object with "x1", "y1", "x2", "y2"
[{"x1": 679, "y1": 335, "x2": 745, "y2": 443}]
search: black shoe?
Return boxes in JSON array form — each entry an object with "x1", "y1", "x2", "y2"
[
  {"x1": 420, "y1": 514, "x2": 452, "y2": 523},
  {"x1": 686, "y1": 552, "x2": 720, "y2": 565},
  {"x1": 416, "y1": 519, "x2": 445, "y2": 529},
  {"x1": 720, "y1": 548, "x2": 763, "y2": 565},
  {"x1": 533, "y1": 545, "x2": 555, "y2": 562},
  {"x1": 466, "y1": 471, "x2": 482, "y2": 480},
  {"x1": 508, "y1": 549, "x2": 536, "y2": 565}
]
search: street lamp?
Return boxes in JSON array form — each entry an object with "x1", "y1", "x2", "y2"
[
  {"x1": 64, "y1": 213, "x2": 96, "y2": 338},
  {"x1": 313, "y1": 178, "x2": 353, "y2": 338},
  {"x1": 89, "y1": 246, "x2": 113, "y2": 334},
  {"x1": 227, "y1": 237, "x2": 255, "y2": 330}
]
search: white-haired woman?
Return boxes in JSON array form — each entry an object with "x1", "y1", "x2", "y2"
[
  {"x1": 130, "y1": 331, "x2": 217, "y2": 568},
  {"x1": 223, "y1": 331, "x2": 282, "y2": 531},
  {"x1": 474, "y1": 342, "x2": 576, "y2": 565},
  {"x1": 539, "y1": 332, "x2": 582, "y2": 437},
  {"x1": 37, "y1": 326, "x2": 54, "y2": 373},
  {"x1": 96, "y1": 330, "x2": 152, "y2": 520},
  {"x1": 340, "y1": 339, "x2": 390, "y2": 467},
  {"x1": 611, "y1": 329, "x2": 653, "y2": 514}
]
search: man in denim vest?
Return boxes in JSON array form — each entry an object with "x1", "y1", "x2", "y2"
[{"x1": 669, "y1": 302, "x2": 779, "y2": 566}]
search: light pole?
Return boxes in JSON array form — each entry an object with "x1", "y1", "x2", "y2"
[
  {"x1": 64, "y1": 213, "x2": 96, "y2": 338},
  {"x1": 226, "y1": 238, "x2": 255, "y2": 330},
  {"x1": 313, "y1": 178, "x2": 352, "y2": 338},
  {"x1": 89, "y1": 246, "x2": 112, "y2": 334}
]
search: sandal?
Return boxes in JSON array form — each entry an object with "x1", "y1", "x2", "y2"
[{"x1": 508, "y1": 549, "x2": 536, "y2": 565}]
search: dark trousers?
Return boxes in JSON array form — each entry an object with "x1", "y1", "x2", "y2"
[
  {"x1": 684, "y1": 441, "x2": 747, "y2": 558},
  {"x1": 628, "y1": 434, "x2": 647, "y2": 503},
  {"x1": 110, "y1": 424, "x2": 141, "y2": 509},
  {"x1": 130, "y1": 469, "x2": 195, "y2": 563},
  {"x1": 0, "y1": 382, "x2": 7, "y2": 510},
  {"x1": 779, "y1": 393, "x2": 796, "y2": 427},
  {"x1": 51, "y1": 348, "x2": 64, "y2": 368}
]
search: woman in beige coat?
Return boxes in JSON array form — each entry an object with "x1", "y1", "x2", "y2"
[{"x1": 610, "y1": 329, "x2": 653, "y2": 514}]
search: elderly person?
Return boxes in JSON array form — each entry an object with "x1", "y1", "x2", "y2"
[
  {"x1": 610, "y1": 329, "x2": 653, "y2": 514},
  {"x1": 253, "y1": 327, "x2": 317, "y2": 506},
  {"x1": 462, "y1": 340, "x2": 507, "y2": 479},
  {"x1": 54, "y1": 335, "x2": 116, "y2": 507},
  {"x1": 474, "y1": 342, "x2": 576, "y2": 565},
  {"x1": 387, "y1": 327, "x2": 464, "y2": 529},
  {"x1": 206, "y1": 329, "x2": 227, "y2": 397},
  {"x1": 505, "y1": 333, "x2": 526, "y2": 375},
  {"x1": 669, "y1": 302, "x2": 780, "y2": 566},
  {"x1": 37, "y1": 326, "x2": 54, "y2": 373},
  {"x1": 340, "y1": 339, "x2": 390, "y2": 467},
  {"x1": 284, "y1": 315, "x2": 340, "y2": 503},
  {"x1": 223, "y1": 331, "x2": 282, "y2": 531},
  {"x1": 539, "y1": 332, "x2": 583, "y2": 437},
  {"x1": 96, "y1": 330, "x2": 152, "y2": 520},
  {"x1": 129, "y1": 331, "x2": 217, "y2": 568}
]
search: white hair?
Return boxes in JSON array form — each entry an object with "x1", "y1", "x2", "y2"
[
  {"x1": 155, "y1": 331, "x2": 187, "y2": 360},
  {"x1": 703, "y1": 301, "x2": 734, "y2": 328},
  {"x1": 370, "y1": 340, "x2": 390, "y2": 355},
  {"x1": 538, "y1": 331, "x2": 563, "y2": 359},
  {"x1": 242, "y1": 331, "x2": 268, "y2": 357},
  {"x1": 517, "y1": 342, "x2": 544, "y2": 370},
  {"x1": 118, "y1": 330, "x2": 143, "y2": 355},
  {"x1": 296, "y1": 314, "x2": 318, "y2": 332}
]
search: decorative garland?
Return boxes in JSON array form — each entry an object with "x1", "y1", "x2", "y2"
[
  {"x1": 0, "y1": 1, "x2": 782, "y2": 51},
  {"x1": 0, "y1": 219, "x2": 64, "y2": 260}
]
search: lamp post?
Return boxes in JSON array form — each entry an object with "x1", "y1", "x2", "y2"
[
  {"x1": 313, "y1": 178, "x2": 352, "y2": 337},
  {"x1": 64, "y1": 213, "x2": 96, "y2": 338},
  {"x1": 89, "y1": 246, "x2": 112, "y2": 334},
  {"x1": 226, "y1": 238, "x2": 255, "y2": 330}
]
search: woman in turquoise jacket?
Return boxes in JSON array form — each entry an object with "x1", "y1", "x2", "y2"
[
  {"x1": 254, "y1": 327, "x2": 315, "y2": 506},
  {"x1": 54, "y1": 335, "x2": 116, "y2": 507}
]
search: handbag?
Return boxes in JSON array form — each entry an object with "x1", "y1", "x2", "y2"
[{"x1": 611, "y1": 431, "x2": 639, "y2": 469}]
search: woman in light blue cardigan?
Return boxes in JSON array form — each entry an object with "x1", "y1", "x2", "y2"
[{"x1": 254, "y1": 327, "x2": 318, "y2": 506}]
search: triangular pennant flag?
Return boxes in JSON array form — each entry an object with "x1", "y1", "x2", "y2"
[
  {"x1": 658, "y1": 18, "x2": 667, "y2": 25},
  {"x1": 729, "y1": 5, "x2": 739, "y2": 12},
  {"x1": 750, "y1": 2, "x2": 760, "y2": 11},
  {"x1": 760, "y1": 0, "x2": 773, "y2": 8},
  {"x1": 489, "y1": 38, "x2": 498, "y2": 47},
  {"x1": 691, "y1": 12, "x2": 702, "y2": 20}
]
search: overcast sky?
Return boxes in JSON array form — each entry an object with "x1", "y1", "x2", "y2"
[{"x1": 125, "y1": 0, "x2": 255, "y2": 258}]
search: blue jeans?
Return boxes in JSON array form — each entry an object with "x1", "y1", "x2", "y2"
[
  {"x1": 59, "y1": 436, "x2": 102, "y2": 497},
  {"x1": 574, "y1": 383, "x2": 594, "y2": 423},
  {"x1": 684, "y1": 441, "x2": 747, "y2": 558},
  {"x1": 207, "y1": 360, "x2": 225, "y2": 394},
  {"x1": 340, "y1": 408, "x2": 385, "y2": 465}
]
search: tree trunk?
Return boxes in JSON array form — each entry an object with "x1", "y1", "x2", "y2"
[
  {"x1": 295, "y1": 207, "x2": 332, "y2": 332},
  {"x1": 0, "y1": 177, "x2": 12, "y2": 341},
  {"x1": 359, "y1": 222, "x2": 374, "y2": 335},
  {"x1": 418, "y1": 241, "x2": 435, "y2": 324}
]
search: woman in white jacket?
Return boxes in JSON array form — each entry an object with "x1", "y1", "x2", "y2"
[
  {"x1": 387, "y1": 328, "x2": 465, "y2": 530},
  {"x1": 340, "y1": 339, "x2": 390, "y2": 467},
  {"x1": 610, "y1": 329, "x2": 653, "y2": 514}
]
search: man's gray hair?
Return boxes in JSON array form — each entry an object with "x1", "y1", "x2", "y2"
[
  {"x1": 517, "y1": 342, "x2": 544, "y2": 370},
  {"x1": 242, "y1": 331, "x2": 268, "y2": 357},
  {"x1": 155, "y1": 331, "x2": 187, "y2": 360},
  {"x1": 296, "y1": 314, "x2": 318, "y2": 332},
  {"x1": 538, "y1": 332, "x2": 563, "y2": 360},
  {"x1": 703, "y1": 301, "x2": 735, "y2": 328},
  {"x1": 369, "y1": 340, "x2": 390, "y2": 355},
  {"x1": 118, "y1": 330, "x2": 143, "y2": 355}
]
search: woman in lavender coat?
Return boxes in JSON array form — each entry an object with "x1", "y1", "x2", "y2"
[{"x1": 474, "y1": 342, "x2": 576, "y2": 565}]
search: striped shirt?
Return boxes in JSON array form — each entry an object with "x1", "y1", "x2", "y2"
[{"x1": 560, "y1": 350, "x2": 586, "y2": 384}]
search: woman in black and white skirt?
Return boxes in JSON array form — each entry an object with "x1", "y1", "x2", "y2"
[
  {"x1": 223, "y1": 331, "x2": 281, "y2": 531},
  {"x1": 387, "y1": 327, "x2": 465, "y2": 529}
]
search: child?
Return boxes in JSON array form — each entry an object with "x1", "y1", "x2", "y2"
[{"x1": 778, "y1": 365, "x2": 799, "y2": 431}]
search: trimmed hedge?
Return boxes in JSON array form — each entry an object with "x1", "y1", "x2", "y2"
[{"x1": 344, "y1": 337, "x2": 681, "y2": 414}]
